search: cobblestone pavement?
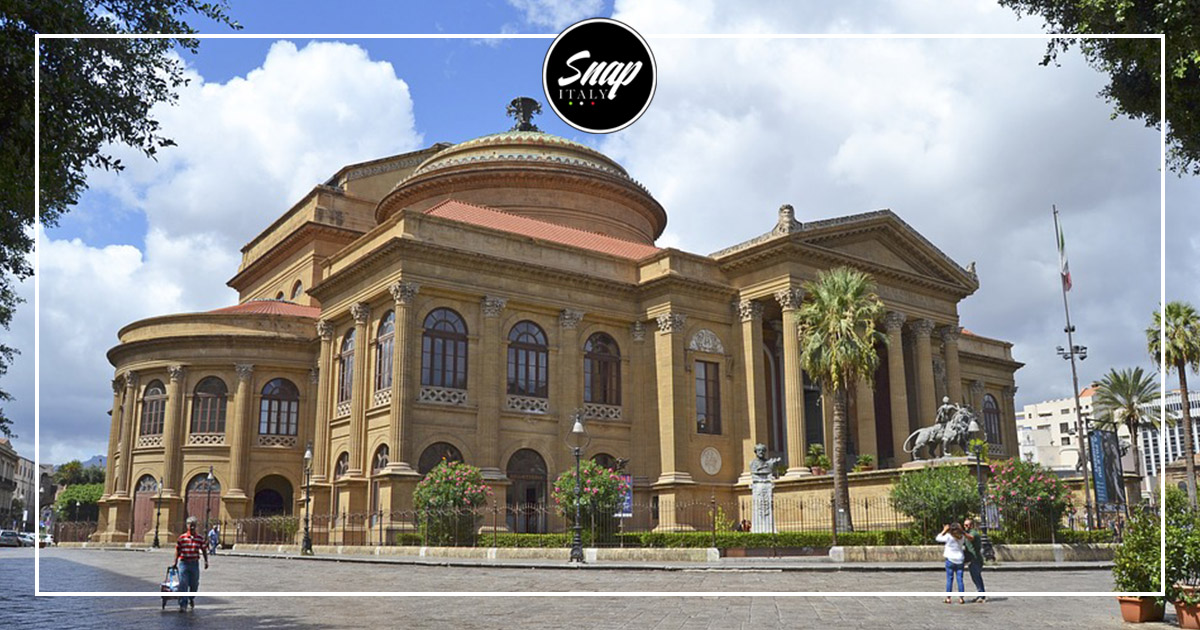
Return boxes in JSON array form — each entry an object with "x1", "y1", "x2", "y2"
[{"x1": 0, "y1": 548, "x2": 1180, "y2": 629}]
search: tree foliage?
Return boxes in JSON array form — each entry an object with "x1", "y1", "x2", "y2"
[
  {"x1": 999, "y1": 0, "x2": 1200, "y2": 175},
  {"x1": 889, "y1": 464, "x2": 981, "y2": 541},
  {"x1": 52, "y1": 459, "x2": 103, "y2": 486},
  {"x1": 0, "y1": 1, "x2": 240, "y2": 438},
  {"x1": 1091, "y1": 366, "x2": 1159, "y2": 479},
  {"x1": 1148, "y1": 301, "x2": 1200, "y2": 507},
  {"x1": 412, "y1": 460, "x2": 492, "y2": 545},
  {"x1": 551, "y1": 459, "x2": 628, "y2": 533},
  {"x1": 53, "y1": 482, "x2": 103, "y2": 519}
]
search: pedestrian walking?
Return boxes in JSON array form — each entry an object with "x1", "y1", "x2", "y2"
[
  {"x1": 936, "y1": 522, "x2": 967, "y2": 604},
  {"x1": 962, "y1": 517, "x2": 986, "y2": 603},
  {"x1": 174, "y1": 516, "x2": 209, "y2": 612},
  {"x1": 208, "y1": 525, "x2": 219, "y2": 555}
]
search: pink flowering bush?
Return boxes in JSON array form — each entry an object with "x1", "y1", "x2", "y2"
[
  {"x1": 414, "y1": 460, "x2": 493, "y2": 545},
  {"x1": 987, "y1": 458, "x2": 1071, "y2": 540},
  {"x1": 551, "y1": 460, "x2": 630, "y2": 535}
]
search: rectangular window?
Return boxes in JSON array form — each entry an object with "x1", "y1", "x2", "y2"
[
  {"x1": 696, "y1": 361, "x2": 721, "y2": 434},
  {"x1": 1062, "y1": 436, "x2": 1071, "y2": 446},
  {"x1": 1059, "y1": 422, "x2": 1069, "y2": 433}
]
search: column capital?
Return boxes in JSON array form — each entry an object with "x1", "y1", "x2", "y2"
[
  {"x1": 123, "y1": 371, "x2": 139, "y2": 389},
  {"x1": 559, "y1": 308, "x2": 584, "y2": 329},
  {"x1": 939, "y1": 326, "x2": 962, "y2": 344},
  {"x1": 1002, "y1": 385, "x2": 1018, "y2": 401},
  {"x1": 310, "y1": 366, "x2": 320, "y2": 384},
  {"x1": 481, "y1": 296, "x2": 508, "y2": 318},
  {"x1": 317, "y1": 319, "x2": 335, "y2": 340},
  {"x1": 388, "y1": 281, "x2": 420, "y2": 305},
  {"x1": 631, "y1": 320, "x2": 646, "y2": 342},
  {"x1": 884, "y1": 311, "x2": 907, "y2": 333},
  {"x1": 655, "y1": 312, "x2": 687, "y2": 334},
  {"x1": 167, "y1": 365, "x2": 186, "y2": 382},
  {"x1": 774, "y1": 287, "x2": 804, "y2": 311},
  {"x1": 350, "y1": 302, "x2": 371, "y2": 325},
  {"x1": 111, "y1": 375, "x2": 125, "y2": 394},
  {"x1": 235, "y1": 363, "x2": 255, "y2": 382},
  {"x1": 908, "y1": 318, "x2": 935, "y2": 337},
  {"x1": 736, "y1": 300, "x2": 763, "y2": 322},
  {"x1": 970, "y1": 380, "x2": 986, "y2": 396}
]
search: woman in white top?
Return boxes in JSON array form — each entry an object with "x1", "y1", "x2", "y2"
[{"x1": 936, "y1": 522, "x2": 967, "y2": 603}]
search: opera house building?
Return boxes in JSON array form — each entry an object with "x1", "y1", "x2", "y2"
[{"x1": 94, "y1": 103, "x2": 1020, "y2": 542}]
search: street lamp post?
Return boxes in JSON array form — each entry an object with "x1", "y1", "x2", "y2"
[
  {"x1": 204, "y1": 466, "x2": 215, "y2": 534},
  {"x1": 564, "y1": 410, "x2": 591, "y2": 564},
  {"x1": 302, "y1": 441, "x2": 313, "y2": 555},
  {"x1": 1058, "y1": 342, "x2": 1095, "y2": 529},
  {"x1": 971, "y1": 442, "x2": 995, "y2": 561},
  {"x1": 153, "y1": 477, "x2": 163, "y2": 549}
]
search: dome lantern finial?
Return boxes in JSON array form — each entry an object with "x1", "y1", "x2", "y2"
[{"x1": 506, "y1": 97, "x2": 542, "y2": 132}]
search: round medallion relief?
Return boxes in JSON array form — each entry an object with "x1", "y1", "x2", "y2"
[{"x1": 700, "y1": 447, "x2": 722, "y2": 476}]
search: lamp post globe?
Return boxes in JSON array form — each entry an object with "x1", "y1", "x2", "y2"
[
  {"x1": 302, "y1": 441, "x2": 313, "y2": 556},
  {"x1": 564, "y1": 411, "x2": 591, "y2": 564},
  {"x1": 971, "y1": 442, "x2": 995, "y2": 561}
]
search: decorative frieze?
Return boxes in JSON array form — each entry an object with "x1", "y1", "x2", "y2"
[
  {"x1": 559, "y1": 309, "x2": 584, "y2": 329},
  {"x1": 389, "y1": 281, "x2": 420, "y2": 305},
  {"x1": 688, "y1": 329, "x2": 725, "y2": 354},
  {"x1": 737, "y1": 300, "x2": 763, "y2": 322},
  {"x1": 630, "y1": 321, "x2": 646, "y2": 342},
  {"x1": 418, "y1": 386, "x2": 468, "y2": 406},
  {"x1": 136, "y1": 435, "x2": 163, "y2": 449},
  {"x1": 187, "y1": 433, "x2": 224, "y2": 446},
  {"x1": 656, "y1": 312, "x2": 686, "y2": 334},
  {"x1": 481, "y1": 296, "x2": 508, "y2": 318},
  {"x1": 774, "y1": 287, "x2": 804, "y2": 311},
  {"x1": 351, "y1": 302, "x2": 371, "y2": 325},
  {"x1": 582, "y1": 403, "x2": 622, "y2": 421},
  {"x1": 257, "y1": 434, "x2": 298, "y2": 448},
  {"x1": 506, "y1": 395, "x2": 549, "y2": 414}
]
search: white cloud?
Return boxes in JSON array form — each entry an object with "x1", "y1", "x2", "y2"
[
  {"x1": 508, "y1": 0, "x2": 604, "y2": 31},
  {"x1": 32, "y1": 40, "x2": 424, "y2": 463}
]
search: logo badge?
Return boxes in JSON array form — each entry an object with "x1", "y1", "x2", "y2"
[{"x1": 542, "y1": 18, "x2": 656, "y2": 134}]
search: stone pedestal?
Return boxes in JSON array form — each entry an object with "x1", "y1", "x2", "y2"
[{"x1": 750, "y1": 480, "x2": 776, "y2": 533}]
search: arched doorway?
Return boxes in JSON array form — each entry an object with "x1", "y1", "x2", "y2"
[
  {"x1": 506, "y1": 448, "x2": 547, "y2": 533},
  {"x1": 132, "y1": 475, "x2": 158, "y2": 542},
  {"x1": 185, "y1": 473, "x2": 221, "y2": 531},
  {"x1": 417, "y1": 442, "x2": 463, "y2": 475},
  {"x1": 253, "y1": 475, "x2": 294, "y2": 516}
]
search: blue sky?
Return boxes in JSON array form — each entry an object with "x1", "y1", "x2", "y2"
[{"x1": 9, "y1": 1, "x2": 1191, "y2": 466}]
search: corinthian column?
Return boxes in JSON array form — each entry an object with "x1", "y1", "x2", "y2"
[
  {"x1": 348, "y1": 303, "x2": 371, "y2": 475},
  {"x1": 654, "y1": 311, "x2": 691, "y2": 484},
  {"x1": 775, "y1": 288, "x2": 808, "y2": 476},
  {"x1": 884, "y1": 312, "x2": 911, "y2": 466},
  {"x1": 941, "y1": 326, "x2": 963, "y2": 405},
  {"x1": 910, "y1": 319, "x2": 936, "y2": 426},
  {"x1": 386, "y1": 281, "x2": 419, "y2": 473},
  {"x1": 738, "y1": 300, "x2": 768, "y2": 481},
  {"x1": 161, "y1": 365, "x2": 186, "y2": 495},
  {"x1": 103, "y1": 376, "x2": 124, "y2": 498},
  {"x1": 114, "y1": 372, "x2": 139, "y2": 497},
  {"x1": 227, "y1": 363, "x2": 255, "y2": 499},
  {"x1": 312, "y1": 320, "x2": 334, "y2": 483},
  {"x1": 478, "y1": 295, "x2": 507, "y2": 479}
]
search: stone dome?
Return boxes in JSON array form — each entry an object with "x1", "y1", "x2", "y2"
[{"x1": 375, "y1": 129, "x2": 667, "y2": 245}]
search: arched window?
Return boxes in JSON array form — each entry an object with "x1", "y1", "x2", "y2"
[
  {"x1": 136, "y1": 475, "x2": 159, "y2": 494},
  {"x1": 375, "y1": 311, "x2": 395, "y2": 392},
  {"x1": 275, "y1": 291, "x2": 285, "y2": 300},
  {"x1": 372, "y1": 444, "x2": 390, "y2": 474},
  {"x1": 507, "y1": 321, "x2": 548, "y2": 397},
  {"x1": 421, "y1": 308, "x2": 468, "y2": 389},
  {"x1": 139, "y1": 380, "x2": 166, "y2": 436},
  {"x1": 259, "y1": 378, "x2": 299, "y2": 436},
  {"x1": 190, "y1": 377, "x2": 228, "y2": 434},
  {"x1": 334, "y1": 452, "x2": 350, "y2": 479},
  {"x1": 290, "y1": 280, "x2": 304, "y2": 300},
  {"x1": 584, "y1": 332, "x2": 621, "y2": 405},
  {"x1": 338, "y1": 329, "x2": 355, "y2": 403},
  {"x1": 417, "y1": 442, "x2": 463, "y2": 475},
  {"x1": 983, "y1": 394, "x2": 1002, "y2": 444}
]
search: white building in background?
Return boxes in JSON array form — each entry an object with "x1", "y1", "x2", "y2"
[
  {"x1": 1139, "y1": 389, "x2": 1200, "y2": 480},
  {"x1": 1015, "y1": 386, "x2": 1098, "y2": 470}
]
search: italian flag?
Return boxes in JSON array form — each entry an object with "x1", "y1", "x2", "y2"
[{"x1": 1054, "y1": 208, "x2": 1072, "y2": 291}]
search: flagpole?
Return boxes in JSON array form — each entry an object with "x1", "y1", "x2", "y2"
[{"x1": 1055, "y1": 205, "x2": 1096, "y2": 530}]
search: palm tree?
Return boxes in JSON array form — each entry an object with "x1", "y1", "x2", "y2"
[
  {"x1": 1091, "y1": 367, "x2": 1160, "y2": 482},
  {"x1": 796, "y1": 267, "x2": 886, "y2": 532},
  {"x1": 1148, "y1": 302, "x2": 1200, "y2": 507}
]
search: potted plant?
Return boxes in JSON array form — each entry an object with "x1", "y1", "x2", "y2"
[
  {"x1": 853, "y1": 454, "x2": 875, "y2": 472},
  {"x1": 805, "y1": 444, "x2": 829, "y2": 475},
  {"x1": 1112, "y1": 503, "x2": 1163, "y2": 622},
  {"x1": 1167, "y1": 487, "x2": 1200, "y2": 628}
]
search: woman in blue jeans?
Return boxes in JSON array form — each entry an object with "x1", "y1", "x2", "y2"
[{"x1": 936, "y1": 522, "x2": 967, "y2": 604}]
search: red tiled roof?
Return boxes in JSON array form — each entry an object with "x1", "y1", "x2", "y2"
[
  {"x1": 423, "y1": 199, "x2": 662, "y2": 261},
  {"x1": 1079, "y1": 385, "x2": 1097, "y2": 398},
  {"x1": 961, "y1": 328, "x2": 975, "y2": 336},
  {"x1": 209, "y1": 300, "x2": 321, "y2": 318}
]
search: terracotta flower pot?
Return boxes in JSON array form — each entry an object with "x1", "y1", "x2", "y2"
[
  {"x1": 1176, "y1": 600, "x2": 1200, "y2": 629},
  {"x1": 1116, "y1": 596, "x2": 1164, "y2": 623}
]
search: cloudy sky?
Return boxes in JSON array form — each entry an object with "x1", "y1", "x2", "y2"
[{"x1": 8, "y1": 0, "x2": 1189, "y2": 466}]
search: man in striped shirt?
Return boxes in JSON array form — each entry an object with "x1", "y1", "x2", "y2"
[{"x1": 174, "y1": 516, "x2": 209, "y2": 612}]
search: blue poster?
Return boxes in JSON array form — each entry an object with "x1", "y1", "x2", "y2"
[
  {"x1": 615, "y1": 474, "x2": 633, "y2": 518},
  {"x1": 1089, "y1": 429, "x2": 1125, "y2": 506}
]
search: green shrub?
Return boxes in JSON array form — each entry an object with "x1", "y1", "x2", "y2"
[
  {"x1": 889, "y1": 465, "x2": 979, "y2": 540},
  {"x1": 1113, "y1": 504, "x2": 1161, "y2": 593},
  {"x1": 988, "y1": 458, "x2": 1071, "y2": 542},
  {"x1": 413, "y1": 460, "x2": 492, "y2": 546},
  {"x1": 551, "y1": 459, "x2": 628, "y2": 540},
  {"x1": 1167, "y1": 486, "x2": 1200, "y2": 603}
]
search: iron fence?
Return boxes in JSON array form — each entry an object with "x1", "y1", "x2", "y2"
[{"x1": 53, "y1": 521, "x2": 97, "y2": 543}]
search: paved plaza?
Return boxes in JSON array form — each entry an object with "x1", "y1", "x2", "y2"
[{"x1": 0, "y1": 547, "x2": 1179, "y2": 628}]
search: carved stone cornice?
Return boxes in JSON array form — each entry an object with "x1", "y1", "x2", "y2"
[
  {"x1": 559, "y1": 309, "x2": 584, "y2": 329},
  {"x1": 736, "y1": 300, "x2": 763, "y2": 322},
  {"x1": 631, "y1": 321, "x2": 646, "y2": 342},
  {"x1": 774, "y1": 287, "x2": 804, "y2": 311},
  {"x1": 235, "y1": 364, "x2": 255, "y2": 381},
  {"x1": 656, "y1": 312, "x2": 687, "y2": 334},
  {"x1": 481, "y1": 296, "x2": 508, "y2": 318},
  {"x1": 317, "y1": 320, "x2": 335, "y2": 341},
  {"x1": 909, "y1": 318, "x2": 935, "y2": 338},
  {"x1": 350, "y1": 302, "x2": 371, "y2": 325},
  {"x1": 940, "y1": 326, "x2": 962, "y2": 344},
  {"x1": 884, "y1": 311, "x2": 907, "y2": 333},
  {"x1": 167, "y1": 365, "x2": 186, "y2": 382},
  {"x1": 388, "y1": 281, "x2": 420, "y2": 306}
]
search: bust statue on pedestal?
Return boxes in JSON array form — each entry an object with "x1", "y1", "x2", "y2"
[{"x1": 749, "y1": 443, "x2": 781, "y2": 533}]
